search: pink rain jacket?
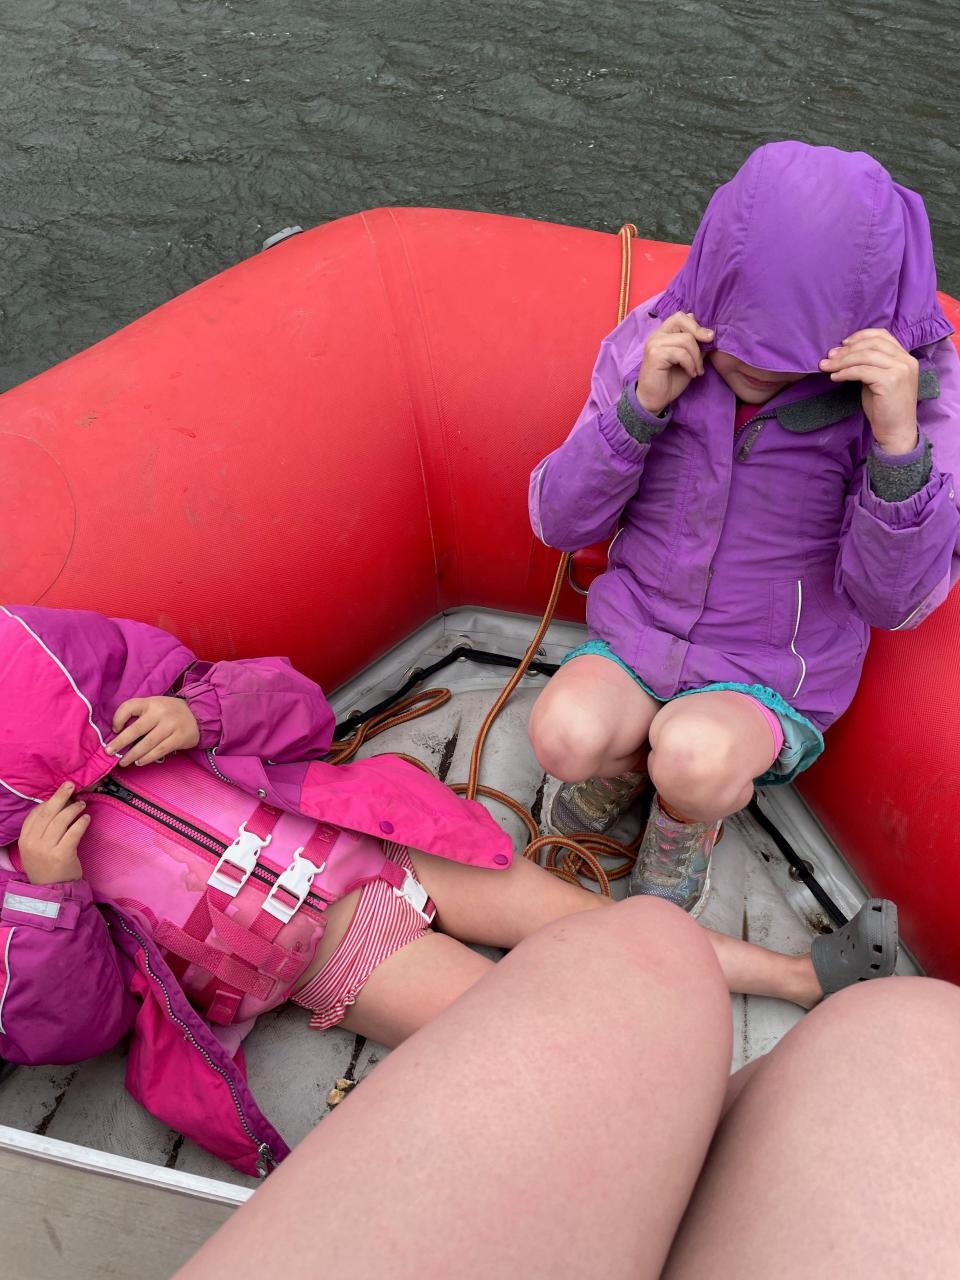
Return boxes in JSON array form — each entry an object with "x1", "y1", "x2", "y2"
[{"x1": 0, "y1": 605, "x2": 512, "y2": 1175}]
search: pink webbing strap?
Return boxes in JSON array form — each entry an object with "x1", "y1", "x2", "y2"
[
  {"x1": 153, "y1": 919, "x2": 274, "y2": 1000},
  {"x1": 245, "y1": 822, "x2": 342, "y2": 945},
  {"x1": 161, "y1": 802, "x2": 283, "y2": 1023},
  {"x1": 168, "y1": 801, "x2": 283, "y2": 971},
  {"x1": 205, "y1": 904, "x2": 304, "y2": 982}
]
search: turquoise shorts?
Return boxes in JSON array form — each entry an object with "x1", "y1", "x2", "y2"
[{"x1": 561, "y1": 639, "x2": 824, "y2": 787}]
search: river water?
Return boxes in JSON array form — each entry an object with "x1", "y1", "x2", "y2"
[{"x1": 1, "y1": 0, "x2": 957, "y2": 390}]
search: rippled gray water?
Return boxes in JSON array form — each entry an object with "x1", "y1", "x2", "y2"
[{"x1": 1, "y1": 0, "x2": 957, "y2": 390}]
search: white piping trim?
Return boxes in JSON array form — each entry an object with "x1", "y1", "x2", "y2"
[
  {"x1": 0, "y1": 927, "x2": 14, "y2": 1034},
  {"x1": 0, "y1": 778, "x2": 42, "y2": 805},
  {"x1": 892, "y1": 601, "x2": 924, "y2": 632},
  {"x1": 789, "y1": 579, "x2": 807, "y2": 698},
  {"x1": 532, "y1": 462, "x2": 549, "y2": 544},
  {"x1": 1, "y1": 606, "x2": 107, "y2": 749}
]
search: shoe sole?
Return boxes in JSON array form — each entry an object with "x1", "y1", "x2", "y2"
[{"x1": 688, "y1": 858, "x2": 713, "y2": 919}]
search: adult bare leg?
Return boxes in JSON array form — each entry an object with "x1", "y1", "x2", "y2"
[
  {"x1": 175, "y1": 898, "x2": 733, "y2": 1280},
  {"x1": 664, "y1": 977, "x2": 960, "y2": 1279}
]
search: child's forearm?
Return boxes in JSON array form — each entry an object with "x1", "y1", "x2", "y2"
[
  {"x1": 179, "y1": 656, "x2": 336, "y2": 762},
  {"x1": 836, "y1": 339, "x2": 960, "y2": 630}
]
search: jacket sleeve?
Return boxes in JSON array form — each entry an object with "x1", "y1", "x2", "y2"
[
  {"x1": 0, "y1": 875, "x2": 137, "y2": 1064},
  {"x1": 529, "y1": 304, "x2": 672, "y2": 552},
  {"x1": 178, "y1": 657, "x2": 336, "y2": 763},
  {"x1": 835, "y1": 338, "x2": 960, "y2": 630}
]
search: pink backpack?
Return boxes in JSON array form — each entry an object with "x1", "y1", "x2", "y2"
[{"x1": 76, "y1": 756, "x2": 430, "y2": 1026}]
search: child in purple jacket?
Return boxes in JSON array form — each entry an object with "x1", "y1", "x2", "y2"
[{"x1": 528, "y1": 141, "x2": 960, "y2": 915}]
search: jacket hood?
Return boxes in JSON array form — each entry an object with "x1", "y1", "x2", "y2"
[
  {"x1": 0, "y1": 605, "x2": 193, "y2": 842},
  {"x1": 653, "y1": 141, "x2": 953, "y2": 372}
]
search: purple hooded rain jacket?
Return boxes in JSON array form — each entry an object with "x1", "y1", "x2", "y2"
[{"x1": 530, "y1": 142, "x2": 960, "y2": 730}]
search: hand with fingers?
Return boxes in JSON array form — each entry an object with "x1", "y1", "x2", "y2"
[
  {"x1": 19, "y1": 782, "x2": 89, "y2": 885},
  {"x1": 635, "y1": 311, "x2": 715, "y2": 416},
  {"x1": 820, "y1": 329, "x2": 920, "y2": 455},
  {"x1": 105, "y1": 696, "x2": 201, "y2": 768}
]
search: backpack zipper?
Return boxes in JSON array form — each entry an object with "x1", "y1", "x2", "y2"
[
  {"x1": 113, "y1": 914, "x2": 277, "y2": 1178},
  {"x1": 96, "y1": 775, "x2": 327, "y2": 912}
]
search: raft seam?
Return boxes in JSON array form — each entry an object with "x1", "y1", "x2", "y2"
[
  {"x1": 358, "y1": 211, "x2": 443, "y2": 611},
  {"x1": 387, "y1": 209, "x2": 461, "y2": 608}
]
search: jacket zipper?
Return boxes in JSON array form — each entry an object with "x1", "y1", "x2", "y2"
[
  {"x1": 730, "y1": 415, "x2": 809, "y2": 695},
  {"x1": 206, "y1": 749, "x2": 232, "y2": 784},
  {"x1": 113, "y1": 915, "x2": 276, "y2": 1178},
  {"x1": 733, "y1": 410, "x2": 777, "y2": 462},
  {"x1": 96, "y1": 775, "x2": 327, "y2": 911}
]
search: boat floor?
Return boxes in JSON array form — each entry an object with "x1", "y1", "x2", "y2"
[{"x1": 0, "y1": 607, "x2": 917, "y2": 1192}]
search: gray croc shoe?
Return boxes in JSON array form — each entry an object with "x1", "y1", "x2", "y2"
[{"x1": 811, "y1": 898, "x2": 899, "y2": 996}]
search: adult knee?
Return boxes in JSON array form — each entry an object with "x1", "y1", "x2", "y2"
[
  {"x1": 597, "y1": 898, "x2": 729, "y2": 1018},
  {"x1": 520, "y1": 896, "x2": 731, "y2": 1046},
  {"x1": 816, "y1": 976, "x2": 960, "y2": 1061}
]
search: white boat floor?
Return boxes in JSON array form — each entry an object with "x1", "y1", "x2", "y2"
[{"x1": 0, "y1": 608, "x2": 912, "y2": 1190}]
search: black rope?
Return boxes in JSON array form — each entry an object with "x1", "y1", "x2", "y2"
[
  {"x1": 333, "y1": 645, "x2": 558, "y2": 740},
  {"x1": 747, "y1": 797, "x2": 847, "y2": 928}
]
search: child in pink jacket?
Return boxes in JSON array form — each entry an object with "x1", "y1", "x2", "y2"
[{"x1": 0, "y1": 604, "x2": 895, "y2": 1175}]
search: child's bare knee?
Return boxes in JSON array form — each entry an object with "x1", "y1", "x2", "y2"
[
  {"x1": 529, "y1": 700, "x2": 614, "y2": 781},
  {"x1": 649, "y1": 716, "x2": 743, "y2": 806}
]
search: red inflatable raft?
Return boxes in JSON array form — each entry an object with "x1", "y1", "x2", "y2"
[{"x1": 2, "y1": 207, "x2": 959, "y2": 982}]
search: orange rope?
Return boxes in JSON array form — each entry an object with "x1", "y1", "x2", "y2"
[
  {"x1": 333, "y1": 226, "x2": 643, "y2": 897},
  {"x1": 460, "y1": 223, "x2": 641, "y2": 893}
]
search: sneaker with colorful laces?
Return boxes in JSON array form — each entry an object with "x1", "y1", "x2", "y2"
[
  {"x1": 628, "y1": 794, "x2": 721, "y2": 917},
  {"x1": 543, "y1": 770, "x2": 647, "y2": 837}
]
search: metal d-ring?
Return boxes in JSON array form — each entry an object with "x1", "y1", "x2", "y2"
[{"x1": 566, "y1": 555, "x2": 590, "y2": 597}]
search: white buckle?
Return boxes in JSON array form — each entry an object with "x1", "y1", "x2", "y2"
[
  {"x1": 395, "y1": 870, "x2": 432, "y2": 921},
  {"x1": 207, "y1": 824, "x2": 270, "y2": 898},
  {"x1": 262, "y1": 848, "x2": 326, "y2": 924}
]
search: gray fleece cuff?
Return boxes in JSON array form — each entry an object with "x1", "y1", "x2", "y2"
[
  {"x1": 617, "y1": 381, "x2": 672, "y2": 443},
  {"x1": 867, "y1": 436, "x2": 933, "y2": 502}
]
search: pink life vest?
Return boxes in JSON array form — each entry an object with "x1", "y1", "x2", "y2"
[{"x1": 70, "y1": 755, "x2": 432, "y2": 1027}]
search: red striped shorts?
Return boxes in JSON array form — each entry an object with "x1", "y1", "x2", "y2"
[{"x1": 289, "y1": 843, "x2": 434, "y2": 1030}]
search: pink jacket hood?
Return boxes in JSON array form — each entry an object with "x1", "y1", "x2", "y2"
[{"x1": 0, "y1": 606, "x2": 193, "y2": 841}]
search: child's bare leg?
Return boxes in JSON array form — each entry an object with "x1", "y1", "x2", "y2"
[
  {"x1": 663, "y1": 978, "x2": 960, "y2": 1278},
  {"x1": 528, "y1": 654, "x2": 660, "y2": 780},
  {"x1": 334, "y1": 854, "x2": 819, "y2": 1046},
  {"x1": 649, "y1": 690, "x2": 779, "y2": 821},
  {"x1": 175, "y1": 899, "x2": 733, "y2": 1280},
  {"x1": 338, "y1": 931, "x2": 495, "y2": 1046}
]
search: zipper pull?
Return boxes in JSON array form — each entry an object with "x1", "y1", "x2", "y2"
[
  {"x1": 737, "y1": 420, "x2": 767, "y2": 461},
  {"x1": 256, "y1": 1143, "x2": 276, "y2": 1178}
]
